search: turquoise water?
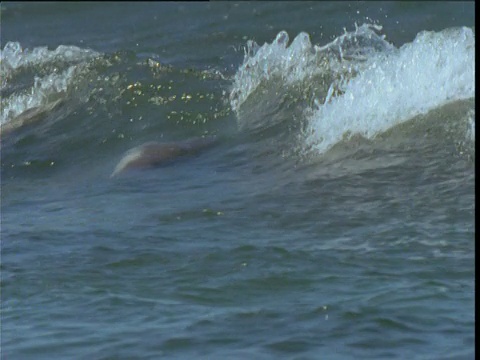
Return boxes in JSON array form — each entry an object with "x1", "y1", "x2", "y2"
[{"x1": 1, "y1": 2, "x2": 475, "y2": 359}]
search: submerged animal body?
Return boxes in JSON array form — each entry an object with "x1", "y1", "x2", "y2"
[
  {"x1": 1, "y1": 99, "x2": 64, "y2": 138},
  {"x1": 111, "y1": 136, "x2": 217, "y2": 177}
]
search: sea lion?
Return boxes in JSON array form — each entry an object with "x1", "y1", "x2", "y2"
[
  {"x1": 110, "y1": 136, "x2": 217, "y2": 177},
  {"x1": 1, "y1": 99, "x2": 64, "y2": 138}
]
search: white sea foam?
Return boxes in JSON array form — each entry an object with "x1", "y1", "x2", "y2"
[
  {"x1": 465, "y1": 109, "x2": 475, "y2": 144},
  {"x1": 230, "y1": 25, "x2": 475, "y2": 155},
  {"x1": 0, "y1": 42, "x2": 101, "y2": 129},
  {"x1": 229, "y1": 30, "x2": 325, "y2": 114},
  {"x1": 305, "y1": 26, "x2": 475, "y2": 154},
  {"x1": 1, "y1": 41, "x2": 100, "y2": 78},
  {"x1": 230, "y1": 24, "x2": 393, "y2": 114},
  {"x1": 1, "y1": 66, "x2": 79, "y2": 126}
]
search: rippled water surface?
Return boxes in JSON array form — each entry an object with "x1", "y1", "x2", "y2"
[{"x1": 1, "y1": 2, "x2": 475, "y2": 359}]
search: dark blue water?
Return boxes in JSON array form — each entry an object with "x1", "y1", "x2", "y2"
[{"x1": 1, "y1": 2, "x2": 475, "y2": 359}]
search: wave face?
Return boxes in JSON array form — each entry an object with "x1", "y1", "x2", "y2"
[
  {"x1": 1, "y1": 42, "x2": 102, "y2": 132},
  {"x1": 229, "y1": 24, "x2": 475, "y2": 157},
  {"x1": 1, "y1": 24, "x2": 475, "y2": 165}
]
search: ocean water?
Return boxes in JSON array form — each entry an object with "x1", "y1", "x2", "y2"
[{"x1": 0, "y1": 2, "x2": 475, "y2": 359}]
